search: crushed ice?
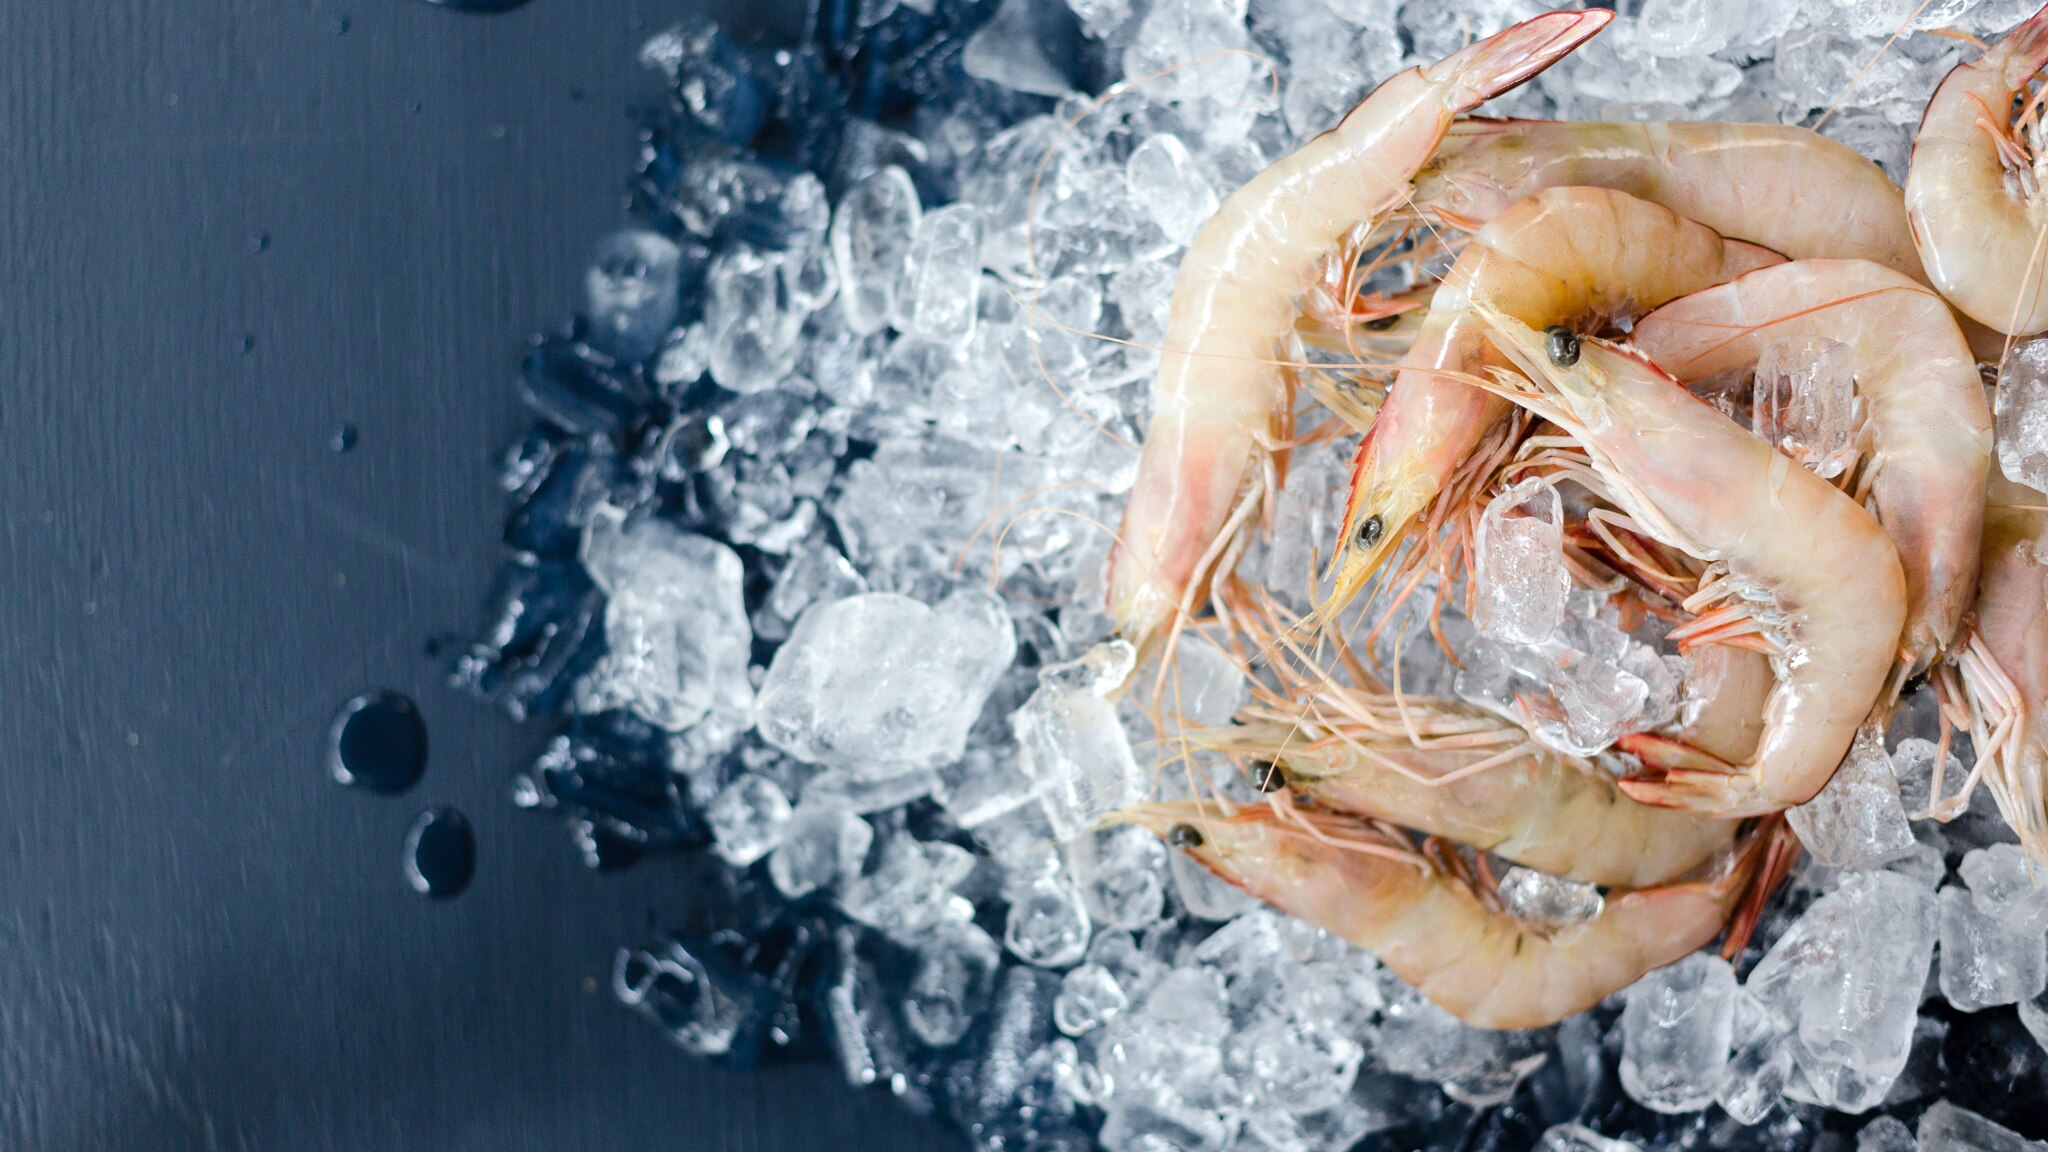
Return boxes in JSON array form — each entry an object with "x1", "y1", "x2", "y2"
[{"x1": 454, "y1": 0, "x2": 2048, "y2": 1148}]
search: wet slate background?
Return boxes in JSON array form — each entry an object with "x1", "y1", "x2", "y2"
[{"x1": 0, "y1": 1, "x2": 956, "y2": 1148}]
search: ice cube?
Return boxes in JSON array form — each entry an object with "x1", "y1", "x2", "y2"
[
  {"x1": 1229, "y1": 1010, "x2": 1364, "y2": 1116},
  {"x1": 1067, "y1": 0, "x2": 1132, "y2": 38},
  {"x1": 903, "y1": 920, "x2": 1002, "y2": 1047},
  {"x1": 1716, "y1": 987, "x2": 1792, "y2": 1125},
  {"x1": 1125, "y1": 134, "x2": 1219, "y2": 247},
  {"x1": 585, "y1": 230, "x2": 683, "y2": 362},
  {"x1": 1053, "y1": 962, "x2": 1129, "y2": 1036},
  {"x1": 1787, "y1": 726, "x2": 1917, "y2": 870},
  {"x1": 1120, "y1": 0, "x2": 1255, "y2": 105},
  {"x1": 1473, "y1": 476, "x2": 1570, "y2": 645},
  {"x1": 1619, "y1": 952, "x2": 1737, "y2": 1113},
  {"x1": 1097, "y1": 1084, "x2": 1238, "y2": 1152},
  {"x1": 1893, "y1": 735, "x2": 1973, "y2": 818},
  {"x1": 896, "y1": 204, "x2": 984, "y2": 345},
  {"x1": 704, "y1": 245, "x2": 806, "y2": 394},
  {"x1": 1498, "y1": 867, "x2": 1604, "y2": 929},
  {"x1": 1375, "y1": 980, "x2": 1546, "y2": 1107},
  {"x1": 1005, "y1": 872, "x2": 1093, "y2": 968},
  {"x1": 1540, "y1": 648, "x2": 1649, "y2": 755},
  {"x1": 1754, "y1": 338, "x2": 1860, "y2": 478},
  {"x1": 755, "y1": 590, "x2": 1016, "y2": 776},
  {"x1": 1171, "y1": 841, "x2": 1260, "y2": 922},
  {"x1": 934, "y1": 747, "x2": 1044, "y2": 828},
  {"x1": 1917, "y1": 1100, "x2": 2046, "y2": 1152},
  {"x1": 1163, "y1": 632, "x2": 1246, "y2": 728},
  {"x1": 830, "y1": 166, "x2": 921, "y2": 336},
  {"x1": 837, "y1": 834, "x2": 977, "y2": 939},
  {"x1": 962, "y1": 0, "x2": 1075, "y2": 97},
  {"x1": 1014, "y1": 640, "x2": 1145, "y2": 839},
  {"x1": 706, "y1": 772, "x2": 793, "y2": 867},
  {"x1": 1962, "y1": 844, "x2": 2048, "y2": 933},
  {"x1": 1744, "y1": 870, "x2": 1938, "y2": 1111},
  {"x1": 1071, "y1": 823, "x2": 1169, "y2": 930},
  {"x1": 1632, "y1": 0, "x2": 1735, "y2": 58},
  {"x1": 576, "y1": 508, "x2": 755, "y2": 732},
  {"x1": 766, "y1": 800, "x2": 873, "y2": 898},
  {"x1": 1939, "y1": 882, "x2": 2048, "y2": 1011},
  {"x1": 1857, "y1": 1115, "x2": 1916, "y2": 1152},
  {"x1": 1536, "y1": 1126, "x2": 1644, "y2": 1152}
]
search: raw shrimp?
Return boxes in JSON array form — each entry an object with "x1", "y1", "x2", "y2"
[
  {"x1": 1206, "y1": 710, "x2": 1735, "y2": 889},
  {"x1": 1947, "y1": 472, "x2": 2048, "y2": 859},
  {"x1": 1905, "y1": 0, "x2": 2048, "y2": 337},
  {"x1": 1113, "y1": 799, "x2": 1762, "y2": 1030},
  {"x1": 1107, "y1": 9, "x2": 1614, "y2": 666},
  {"x1": 1472, "y1": 309, "x2": 1908, "y2": 816},
  {"x1": 1631, "y1": 259, "x2": 1993, "y2": 672},
  {"x1": 1323, "y1": 187, "x2": 1782, "y2": 621},
  {"x1": 1414, "y1": 119, "x2": 1922, "y2": 280}
]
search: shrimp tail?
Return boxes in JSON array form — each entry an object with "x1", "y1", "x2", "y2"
[
  {"x1": 1616, "y1": 763, "x2": 1780, "y2": 817},
  {"x1": 1719, "y1": 815, "x2": 1801, "y2": 960},
  {"x1": 1425, "y1": 10, "x2": 1616, "y2": 105}
]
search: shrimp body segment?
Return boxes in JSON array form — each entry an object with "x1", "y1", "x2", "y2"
[
  {"x1": 1631, "y1": 259, "x2": 1992, "y2": 671},
  {"x1": 1476, "y1": 313, "x2": 1908, "y2": 817},
  {"x1": 1108, "y1": 9, "x2": 1615, "y2": 661},
  {"x1": 1116, "y1": 801, "x2": 1743, "y2": 1030},
  {"x1": 1211, "y1": 712, "x2": 1735, "y2": 889},
  {"x1": 1416, "y1": 119, "x2": 1922, "y2": 281},
  {"x1": 1327, "y1": 187, "x2": 1783, "y2": 616},
  {"x1": 1905, "y1": 0, "x2": 2048, "y2": 336}
]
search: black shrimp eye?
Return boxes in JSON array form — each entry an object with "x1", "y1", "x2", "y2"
[
  {"x1": 1356, "y1": 514, "x2": 1384, "y2": 549},
  {"x1": 1364, "y1": 314, "x2": 1400, "y2": 331},
  {"x1": 1544, "y1": 325, "x2": 1581, "y2": 367},
  {"x1": 1252, "y1": 760, "x2": 1285, "y2": 793},
  {"x1": 1167, "y1": 823, "x2": 1205, "y2": 849}
]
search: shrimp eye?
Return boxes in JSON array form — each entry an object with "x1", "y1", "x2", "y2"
[
  {"x1": 1252, "y1": 760, "x2": 1285, "y2": 793},
  {"x1": 1167, "y1": 823, "x2": 1205, "y2": 849},
  {"x1": 1364, "y1": 314, "x2": 1400, "y2": 332},
  {"x1": 1356, "y1": 514, "x2": 1384, "y2": 549},
  {"x1": 1544, "y1": 326, "x2": 1581, "y2": 367}
]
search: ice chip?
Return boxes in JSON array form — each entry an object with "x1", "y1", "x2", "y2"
[
  {"x1": 1754, "y1": 337, "x2": 1860, "y2": 479},
  {"x1": 1067, "y1": 0, "x2": 1132, "y2": 38},
  {"x1": 1072, "y1": 823, "x2": 1169, "y2": 930},
  {"x1": 706, "y1": 772, "x2": 793, "y2": 867},
  {"x1": 1474, "y1": 476, "x2": 1570, "y2": 645},
  {"x1": 962, "y1": 0, "x2": 1076, "y2": 97},
  {"x1": 767, "y1": 800, "x2": 873, "y2": 898},
  {"x1": 585, "y1": 230, "x2": 682, "y2": 361},
  {"x1": 1015, "y1": 640, "x2": 1145, "y2": 839},
  {"x1": 1917, "y1": 1100, "x2": 2046, "y2": 1152},
  {"x1": 1125, "y1": 134, "x2": 1219, "y2": 247},
  {"x1": 1962, "y1": 843, "x2": 2048, "y2": 933},
  {"x1": 755, "y1": 590, "x2": 1016, "y2": 776},
  {"x1": 1541, "y1": 648, "x2": 1649, "y2": 756},
  {"x1": 1787, "y1": 726, "x2": 1916, "y2": 870},
  {"x1": 1171, "y1": 844, "x2": 1259, "y2": 922},
  {"x1": 1632, "y1": 0, "x2": 1734, "y2": 58},
  {"x1": 1939, "y1": 882, "x2": 2048, "y2": 1012},
  {"x1": 903, "y1": 920, "x2": 1002, "y2": 1047},
  {"x1": 705, "y1": 245, "x2": 805, "y2": 394},
  {"x1": 1892, "y1": 735, "x2": 1973, "y2": 818},
  {"x1": 1716, "y1": 987, "x2": 1792, "y2": 1125},
  {"x1": 1005, "y1": 872, "x2": 1093, "y2": 967},
  {"x1": 1537, "y1": 1125, "x2": 1644, "y2": 1152},
  {"x1": 576, "y1": 508, "x2": 754, "y2": 732},
  {"x1": 1619, "y1": 952, "x2": 1736, "y2": 1113},
  {"x1": 1857, "y1": 1116, "x2": 1916, "y2": 1152},
  {"x1": 1498, "y1": 867, "x2": 1603, "y2": 929},
  {"x1": 1121, "y1": 0, "x2": 1255, "y2": 105},
  {"x1": 1053, "y1": 962, "x2": 1128, "y2": 1036},
  {"x1": 896, "y1": 204, "x2": 984, "y2": 345},
  {"x1": 830, "y1": 167, "x2": 921, "y2": 336},
  {"x1": 1999, "y1": 338, "x2": 2048, "y2": 495},
  {"x1": 838, "y1": 834, "x2": 976, "y2": 939}
]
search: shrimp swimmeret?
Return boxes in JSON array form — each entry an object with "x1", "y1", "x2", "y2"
[
  {"x1": 1112, "y1": 800, "x2": 1767, "y2": 1030},
  {"x1": 1106, "y1": 9, "x2": 1614, "y2": 670},
  {"x1": 1473, "y1": 309, "x2": 1908, "y2": 817},
  {"x1": 1631, "y1": 259, "x2": 1993, "y2": 675},
  {"x1": 1321, "y1": 186, "x2": 1782, "y2": 624},
  {"x1": 1905, "y1": 0, "x2": 2048, "y2": 337}
]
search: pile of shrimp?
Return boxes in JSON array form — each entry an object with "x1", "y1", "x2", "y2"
[{"x1": 1102, "y1": 2, "x2": 2048, "y2": 1031}]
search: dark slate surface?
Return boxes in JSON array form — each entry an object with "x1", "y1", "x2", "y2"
[{"x1": 0, "y1": 1, "x2": 956, "y2": 1147}]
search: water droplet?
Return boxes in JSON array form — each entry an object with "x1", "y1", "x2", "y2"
[
  {"x1": 328, "y1": 691, "x2": 427, "y2": 794},
  {"x1": 248, "y1": 231, "x2": 271, "y2": 254},
  {"x1": 237, "y1": 333, "x2": 256, "y2": 355},
  {"x1": 331, "y1": 14, "x2": 351, "y2": 34},
  {"x1": 331, "y1": 424, "x2": 358, "y2": 453},
  {"x1": 405, "y1": 807, "x2": 475, "y2": 897}
]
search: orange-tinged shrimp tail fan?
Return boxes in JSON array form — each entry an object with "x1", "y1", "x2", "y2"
[{"x1": 1432, "y1": 10, "x2": 1616, "y2": 102}]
